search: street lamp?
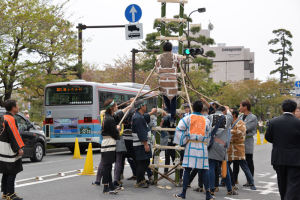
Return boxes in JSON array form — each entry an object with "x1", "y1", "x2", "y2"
[
  {"x1": 185, "y1": 8, "x2": 206, "y2": 72},
  {"x1": 187, "y1": 8, "x2": 206, "y2": 48}
]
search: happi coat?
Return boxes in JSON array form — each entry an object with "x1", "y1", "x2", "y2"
[
  {"x1": 227, "y1": 119, "x2": 246, "y2": 161},
  {"x1": 174, "y1": 113, "x2": 211, "y2": 169}
]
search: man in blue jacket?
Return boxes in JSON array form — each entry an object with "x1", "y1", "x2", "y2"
[{"x1": 132, "y1": 100, "x2": 152, "y2": 188}]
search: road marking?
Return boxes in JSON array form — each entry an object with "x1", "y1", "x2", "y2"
[
  {"x1": 245, "y1": 181, "x2": 279, "y2": 195},
  {"x1": 16, "y1": 174, "x2": 79, "y2": 188},
  {"x1": 224, "y1": 198, "x2": 251, "y2": 200},
  {"x1": 23, "y1": 158, "x2": 75, "y2": 167},
  {"x1": 270, "y1": 174, "x2": 277, "y2": 179},
  {"x1": 256, "y1": 172, "x2": 271, "y2": 178}
]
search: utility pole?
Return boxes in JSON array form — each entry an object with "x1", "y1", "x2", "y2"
[
  {"x1": 76, "y1": 23, "x2": 126, "y2": 79},
  {"x1": 130, "y1": 48, "x2": 160, "y2": 83}
]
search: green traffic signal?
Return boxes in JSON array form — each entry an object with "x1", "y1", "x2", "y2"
[{"x1": 184, "y1": 48, "x2": 190, "y2": 55}]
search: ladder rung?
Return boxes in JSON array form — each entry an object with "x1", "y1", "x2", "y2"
[
  {"x1": 156, "y1": 36, "x2": 186, "y2": 41},
  {"x1": 156, "y1": 18, "x2": 187, "y2": 23},
  {"x1": 158, "y1": 0, "x2": 188, "y2": 3},
  {"x1": 149, "y1": 164, "x2": 183, "y2": 169},
  {"x1": 153, "y1": 144, "x2": 185, "y2": 151},
  {"x1": 152, "y1": 127, "x2": 176, "y2": 131}
]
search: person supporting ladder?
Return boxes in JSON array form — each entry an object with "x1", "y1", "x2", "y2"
[{"x1": 173, "y1": 101, "x2": 214, "y2": 200}]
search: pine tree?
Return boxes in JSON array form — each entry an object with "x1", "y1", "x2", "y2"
[
  {"x1": 137, "y1": 15, "x2": 215, "y2": 73},
  {"x1": 268, "y1": 29, "x2": 294, "y2": 83}
]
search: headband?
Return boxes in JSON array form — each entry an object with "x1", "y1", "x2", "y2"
[{"x1": 105, "y1": 100, "x2": 115, "y2": 109}]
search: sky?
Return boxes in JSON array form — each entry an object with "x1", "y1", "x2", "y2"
[{"x1": 60, "y1": 0, "x2": 300, "y2": 81}]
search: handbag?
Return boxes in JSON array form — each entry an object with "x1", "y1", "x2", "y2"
[
  {"x1": 221, "y1": 160, "x2": 227, "y2": 178},
  {"x1": 116, "y1": 136, "x2": 127, "y2": 152}
]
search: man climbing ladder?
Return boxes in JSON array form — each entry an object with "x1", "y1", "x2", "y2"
[{"x1": 155, "y1": 41, "x2": 182, "y2": 124}]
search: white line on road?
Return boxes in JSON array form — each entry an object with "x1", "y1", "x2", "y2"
[
  {"x1": 270, "y1": 174, "x2": 277, "y2": 179},
  {"x1": 23, "y1": 159, "x2": 76, "y2": 167},
  {"x1": 16, "y1": 174, "x2": 79, "y2": 188}
]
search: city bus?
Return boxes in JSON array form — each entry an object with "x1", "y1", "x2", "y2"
[{"x1": 43, "y1": 80, "x2": 157, "y2": 153}]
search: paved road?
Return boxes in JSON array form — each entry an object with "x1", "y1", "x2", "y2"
[{"x1": 2, "y1": 142, "x2": 280, "y2": 200}]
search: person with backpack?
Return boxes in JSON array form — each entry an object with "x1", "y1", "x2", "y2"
[
  {"x1": 0, "y1": 100, "x2": 25, "y2": 200},
  {"x1": 208, "y1": 106, "x2": 237, "y2": 197}
]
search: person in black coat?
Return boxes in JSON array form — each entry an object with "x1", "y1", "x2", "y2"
[
  {"x1": 265, "y1": 99, "x2": 300, "y2": 200},
  {"x1": 0, "y1": 100, "x2": 24, "y2": 200},
  {"x1": 132, "y1": 100, "x2": 153, "y2": 188},
  {"x1": 100, "y1": 99, "x2": 132, "y2": 194}
]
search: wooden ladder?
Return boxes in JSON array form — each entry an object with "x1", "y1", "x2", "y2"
[{"x1": 152, "y1": 0, "x2": 188, "y2": 186}]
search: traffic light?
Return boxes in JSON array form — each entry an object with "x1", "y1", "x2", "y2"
[{"x1": 184, "y1": 48, "x2": 204, "y2": 57}]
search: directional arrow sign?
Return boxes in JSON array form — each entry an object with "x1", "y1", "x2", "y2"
[
  {"x1": 295, "y1": 81, "x2": 300, "y2": 88},
  {"x1": 125, "y1": 4, "x2": 142, "y2": 23},
  {"x1": 130, "y1": 6, "x2": 137, "y2": 23}
]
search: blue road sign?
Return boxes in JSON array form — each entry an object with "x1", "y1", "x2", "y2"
[
  {"x1": 295, "y1": 81, "x2": 300, "y2": 88},
  {"x1": 125, "y1": 4, "x2": 142, "y2": 23}
]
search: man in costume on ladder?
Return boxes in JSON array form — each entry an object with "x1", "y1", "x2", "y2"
[{"x1": 155, "y1": 41, "x2": 182, "y2": 125}]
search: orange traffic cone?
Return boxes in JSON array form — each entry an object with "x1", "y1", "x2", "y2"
[
  {"x1": 79, "y1": 143, "x2": 95, "y2": 175},
  {"x1": 263, "y1": 137, "x2": 268, "y2": 144},
  {"x1": 73, "y1": 138, "x2": 82, "y2": 159},
  {"x1": 256, "y1": 130, "x2": 262, "y2": 145}
]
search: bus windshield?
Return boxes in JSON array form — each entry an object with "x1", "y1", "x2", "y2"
[{"x1": 45, "y1": 85, "x2": 93, "y2": 106}]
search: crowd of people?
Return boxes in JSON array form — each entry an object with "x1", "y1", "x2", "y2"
[
  {"x1": 89, "y1": 96, "x2": 262, "y2": 200},
  {"x1": 0, "y1": 97, "x2": 300, "y2": 200}
]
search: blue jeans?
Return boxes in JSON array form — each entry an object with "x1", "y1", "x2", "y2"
[
  {"x1": 181, "y1": 167, "x2": 210, "y2": 198},
  {"x1": 229, "y1": 160, "x2": 254, "y2": 186},
  {"x1": 209, "y1": 159, "x2": 233, "y2": 192}
]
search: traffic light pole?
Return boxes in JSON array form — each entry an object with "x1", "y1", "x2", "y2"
[
  {"x1": 76, "y1": 23, "x2": 126, "y2": 79},
  {"x1": 131, "y1": 48, "x2": 160, "y2": 83}
]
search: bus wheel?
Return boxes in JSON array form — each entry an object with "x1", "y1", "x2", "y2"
[
  {"x1": 79, "y1": 145, "x2": 87, "y2": 154},
  {"x1": 68, "y1": 146, "x2": 75, "y2": 154}
]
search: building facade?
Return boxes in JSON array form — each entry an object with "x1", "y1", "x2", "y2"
[{"x1": 187, "y1": 24, "x2": 255, "y2": 83}]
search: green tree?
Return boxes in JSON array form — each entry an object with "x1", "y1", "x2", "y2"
[
  {"x1": 215, "y1": 79, "x2": 291, "y2": 119},
  {"x1": 0, "y1": 0, "x2": 77, "y2": 106},
  {"x1": 138, "y1": 15, "x2": 215, "y2": 73},
  {"x1": 268, "y1": 29, "x2": 294, "y2": 83}
]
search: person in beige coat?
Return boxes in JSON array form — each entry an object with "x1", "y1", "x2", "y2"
[{"x1": 228, "y1": 110, "x2": 256, "y2": 190}]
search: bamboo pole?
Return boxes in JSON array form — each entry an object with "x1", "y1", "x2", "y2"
[
  {"x1": 178, "y1": 94, "x2": 188, "y2": 103},
  {"x1": 117, "y1": 87, "x2": 159, "y2": 107},
  {"x1": 179, "y1": 64, "x2": 193, "y2": 112},
  {"x1": 184, "y1": 84, "x2": 223, "y2": 106},
  {"x1": 118, "y1": 67, "x2": 156, "y2": 126}
]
